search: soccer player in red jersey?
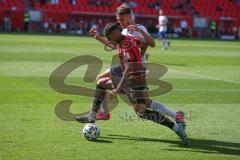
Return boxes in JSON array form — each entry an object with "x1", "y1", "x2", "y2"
[
  {"x1": 90, "y1": 5, "x2": 185, "y2": 124},
  {"x1": 76, "y1": 23, "x2": 188, "y2": 145}
]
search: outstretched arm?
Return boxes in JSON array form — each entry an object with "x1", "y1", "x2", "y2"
[{"x1": 89, "y1": 28, "x2": 117, "y2": 50}]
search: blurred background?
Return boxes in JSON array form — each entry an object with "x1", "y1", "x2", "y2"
[{"x1": 0, "y1": 0, "x2": 240, "y2": 40}]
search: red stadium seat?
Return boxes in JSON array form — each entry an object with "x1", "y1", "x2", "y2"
[{"x1": 1, "y1": 0, "x2": 239, "y2": 32}]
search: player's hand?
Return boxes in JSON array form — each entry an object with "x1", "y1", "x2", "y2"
[
  {"x1": 127, "y1": 25, "x2": 141, "y2": 32},
  {"x1": 108, "y1": 89, "x2": 117, "y2": 100},
  {"x1": 89, "y1": 28, "x2": 98, "y2": 38}
]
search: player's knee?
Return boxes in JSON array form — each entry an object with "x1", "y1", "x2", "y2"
[
  {"x1": 96, "y1": 78, "x2": 106, "y2": 86},
  {"x1": 96, "y1": 75, "x2": 101, "y2": 82},
  {"x1": 97, "y1": 77, "x2": 111, "y2": 88},
  {"x1": 96, "y1": 73, "x2": 107, "y2": 82}
]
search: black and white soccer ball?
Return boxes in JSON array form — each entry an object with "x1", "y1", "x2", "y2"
[{"x1": 82, "y1": 123, "x2": 100, "y2": 141}]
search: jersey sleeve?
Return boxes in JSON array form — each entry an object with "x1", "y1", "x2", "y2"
[{"x1": 137, "y1": 24, "x2": 150, "y2": 36}]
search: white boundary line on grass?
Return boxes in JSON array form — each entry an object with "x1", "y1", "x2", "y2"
[
  {"x1": 0, "y1": 88, "x2": 240, "y2": 92},
  {"x1": 176, "y1": 89, "x2": 240, "y2": 92},
  {"x1": 170, "y1": 69, "x2": 240, "y2": 84}
]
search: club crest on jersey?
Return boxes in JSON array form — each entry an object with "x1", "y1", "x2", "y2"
[
  {"x1": 124, "y1": 52, "x2": 130, "y2": 60},
  {"x1": 120, "y1": 40, "x2": 132, "y2": 50}
]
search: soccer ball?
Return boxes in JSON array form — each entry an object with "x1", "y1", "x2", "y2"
[{"x1": 82, "y1": 123, "x2": 100, "y2": 141}]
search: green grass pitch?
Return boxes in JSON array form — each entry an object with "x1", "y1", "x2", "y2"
[{"x1": 0, "y1": 34, "x2": 240, "y2": 160}]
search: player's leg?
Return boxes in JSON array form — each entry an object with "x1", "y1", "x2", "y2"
[
  {"x1": 133, "y1": 103, "x2": 177, "y2": 132},
  {"x1": 130, "y1": 87, "x2": 175, "y2": 129},
  {"x1": 142, "y1": 88, "x2": 184, "y2": 123},
  {"x1": 95, "y1": 64, "x2": 133, "y2": 121},
  {"x1": 161, "y1": 31, "x2": 169, "y2": 50},
  {"x1": 158, "y1": 31, "x2": 163, "y2": 50},
  {"x1": 95, "y1": 69, "x2": 112, "y2": 120},
  {"x1": 95, "y1": 68, "x2": 111, "y2": 82},
  {"x1": 97, "y1": 65, "x2": 125, "y2": 120},
  {"x1": 75, "y1": 65, "x2": 123, "y2": 122},
  {"x1": 150, "y1": 100, "x2": 185, "y2": 123},
  {"x1": 131, "y1": 87, "x2": 188, "y2": 145},
  {"x1": 96, "y1": 94, "x2": 111, "y2": 120},
  {"x1": 95, "y1": 77, "x2": 113, "y2": 120},
  {"x1": 75, "y1": 77, "x2": 114, "y2": 123}
]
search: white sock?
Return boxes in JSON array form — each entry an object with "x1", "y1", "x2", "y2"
[
  {"x1": 150, "y1": 100, "x2": 177, "y2": 118},
  {"x1": 161, "y1": 40, "x2": 165, "y2": 48},
  {"x1": 163, "y1": 39, "x2": 168, "y2": 48}
]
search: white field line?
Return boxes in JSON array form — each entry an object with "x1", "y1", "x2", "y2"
[
  {"x1": 169, "y1": 69, "x2": 240, "y2": 84},
  {"x1": 0, "y1": 88, "x2": 240, "y2": 92},
  {"x1": 175, "y1": 89, "x2": 240, "y2": 92}
]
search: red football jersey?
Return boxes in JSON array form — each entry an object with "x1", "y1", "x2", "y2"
[{"x1": 118, "y1": 35, "x2": 144, "y2": 78}]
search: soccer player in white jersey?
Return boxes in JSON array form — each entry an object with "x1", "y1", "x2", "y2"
[
  {"x1": 157, "y1": 9, "x2": 170, "y2": 50},
  {"x1": 81, "y1": 5, "x2": 185, "y2": 128}
]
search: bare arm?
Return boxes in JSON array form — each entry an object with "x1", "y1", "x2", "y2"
[
  {"x1": 115, "y1": 63, "x2": 130, "y2": 92},
  {"x1": 89, "y1": 28, "x2": 117, "y2": 50},
  {"x1": 109, "y1": 62, "x2": 130, "y2": 96},
  {"x1": 127, "y1": 25, "x2": 155, "y2": 47},
  {"x1": 138, "y1": 28, "x2": 155, "y2": 47},
  {"x1": 139, "y1": 41, "x2": 148, "y2": 57},
  {"x1": 95, "y1": 35, "x2": 110, "y2": 45}
]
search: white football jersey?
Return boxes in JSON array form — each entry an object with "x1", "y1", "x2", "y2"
[
  {"x1": 159, "y1": 15, "x2": 168, "y2": 32},
  {"x1": 121, "y1": 24, "x2": 150, "y2": 43}
]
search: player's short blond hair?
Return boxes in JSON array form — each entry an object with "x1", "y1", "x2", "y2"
[{"x1": 116, "y1": 4, "x2": 131, "y2": 16}]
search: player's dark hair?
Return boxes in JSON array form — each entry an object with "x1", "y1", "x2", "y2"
[
  {"x1": 103, "y1": 23, "x2": 120, "y2": 39},
  {"x1": 116, "y1": 5, "x2": 131, "y2": 16}
]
